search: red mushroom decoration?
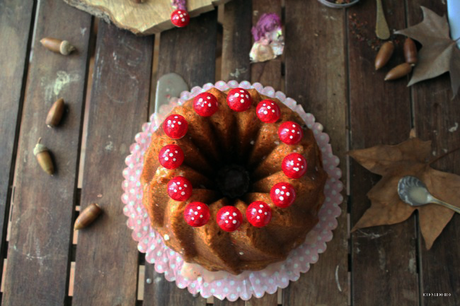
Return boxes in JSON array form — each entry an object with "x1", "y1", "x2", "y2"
[
  {"x1": 278, "y1": 121, "x2": 303, "y2": 145},
  {"x1": 282, "y1": 153, "x2": 307, "y2": 179},
  {"x1": 163, "y1": 114, "x2": 188, "y2": 139},
  {"x1": 170, "y1": 0, "x2": 190, "y2": 28},
  {"x1": 159, "y1": 144, "x2": 184, "y2": 169},
  {"x1": 246, "y1": 201, "x2": 272, "y2": 227},
  {"x1": 270, "y1": 182, "x2": 296, "y2": 208},
  {"x1": 184, "y1": 202, "x2": 210, "y2": 227},
  {"x1": 217, "y1": 206, "x2": 243, "y2": 232},
  {"x1": 256, "y1": 99, "x2": 281, "y2": 123},
  {"x1": 227, "y1": 88, "x2": 252, "y2": 112},
  {"x1": 193, "y1": 92, "x2": 219, "y2": 117},
  {"x1": 167, "y1": 176, "x2": 193, "y2": 201}
]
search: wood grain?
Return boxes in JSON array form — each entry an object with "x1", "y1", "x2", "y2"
[
  {"x1": 143, "y1": 11, "x2": 216, "y2": 306},
  {"x1": 250, "y1": 0, "x2": 282, "y2": 90},
  {"x1": 72, "y1": 22, "x2": 153, "y2": 305},
  {"x1": 283, "y1": 1, "x2": 349, "y2": 305},
  {"x1": 0, "y1": 0, "x2": 35, "y2": 286},
  {"x1": 407, "y1": 2, "x2": 460, "y2": 305},
  {"x1": 220, "y1": 0, "x2": 252, "y2": 82},
  {"x1": 347, "y1": 0, "x2": 418, "y2": 305},
  {"x1": 146, "y1": 269, "x2": 207, "y2": 306},
  {"x1": 2, "y1": 1, "x2": 92, "y2": 305},
  {"x1": 64, "y1": 0, "x2": 229, "y2": 35},
  {"x1": 214, "y1": 297, "x2": 245, "y2": 306},
  {"x1": 156, "y1": 10, "x2": 217, "y2": 86}
]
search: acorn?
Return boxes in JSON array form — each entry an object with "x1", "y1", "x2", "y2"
[
  {"x1": 74, "y1": 203, "x2": 103, "y2": 230},
  {"x1": 404, "y1": 38, "x2": 418, "y2": 65},
  {"x1": 33, "y1": 138, "x2": 54, "y2": 175},
  {"x1": 375, "y1": 41, "x2": 394, "y2": 70},
  {"x1": 384, "y1": 62, "x2": 412, "y2": 81},
  {"x1": 46, "y1": 98, "x2": 65, "y2": 128},
  {"x1": 40, "y1": 37, "x2": 76, "y2": 55}
]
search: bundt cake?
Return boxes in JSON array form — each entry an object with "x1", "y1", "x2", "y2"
[{"x1": 140, "y1": 86, "x2": 327, "y2": 275}]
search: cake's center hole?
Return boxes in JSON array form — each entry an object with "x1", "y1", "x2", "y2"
[{"x1": 216, "y1": 164, "x2": 250, "y2": 199}]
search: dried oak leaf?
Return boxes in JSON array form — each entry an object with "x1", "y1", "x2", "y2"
[
  {"x1": 349, "y1": 137, "x2": 460, "y2": 249},
  {"x1": 395, "y1": 7, "x2": 460, "y2": 99}
]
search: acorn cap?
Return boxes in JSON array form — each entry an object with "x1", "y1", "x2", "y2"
[
  {"x1": 59, "y1": 40, "x2": 76, "y2": 55},
  {"x1": 33, "y1": 139, "x2": 48, "y2": 156}
]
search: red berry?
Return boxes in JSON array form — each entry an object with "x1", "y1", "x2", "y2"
[
  {"x1": 163, "y1": 114, "x2": 188, "y2": 139},
  {"x1": 256, "y1": 99, "x2": 281, "y2": 123},
  {"x1": 171, "y1": 9, "x2": 190, "y2": 27},
  {"x1": 193, "y1": 92, "x2": 219, "y2": 117},
  {"x1": 282, "y1": 153, "x2": 307, "y2": 179},
  {"x1": 278, "y1": 121, "x2": 303, "y2": 145},
  {"x1": 246, "y1": 201, "x2": 272, "y2": 227},
  {"x1": 216, "y1": 206, "x2": 243, "y2": 232},
  {"x1": 184, "y1": 202, "x2": 210, "y2": 227},
  {"x1": 270, "y1": 182, "x2": 296, "y2": 208},
  {"x1": 159, "y1": 144, "x2": 184, "y2": 169},
  {"x1": 227, "y1": 88, "x2": 252, "y2": 112},
  {"x1": 167, "y1": 176, "x2": 193, "y2": 201}
]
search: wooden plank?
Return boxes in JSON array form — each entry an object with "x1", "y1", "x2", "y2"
[
  {"x1": 346, "y1": 0, "x2": 419, "y2": 305},
  {"x1": 0, "y1": 0, "x2": 35, "y2": 283},
  {"x1": 155, "y1": 10, "x2": 218, "y2": 87},
  {"x1": 145, "y1": 267, "x2": 207, "y2": 306},
  {"x1": 220, "y1": 0, "x2": 252, "y2": 82},
  {"x1": 214, "y1": 292, "x2": 278, "y2": 306},
  {"x1": 283, "y1": 1, "x2": 349, "y2": 305},
  {"x1": 250, "y1": 0, "x2": 282, "y2": 90},
  {"x1": 2, "y1": 1, "x2": 92, "y2": 305},
  {"x1": 72, "y1": 22, "x2": 153, "y2": 306},
  {"x1": 214, "y1": 297, "x2": 245, "y2": 306},
  {"x1": 142, "y1": 10, "x2": 217, "y2": 306},
  {"x1": 406, "y1": 2, "x2": 460, "y2": 305}
]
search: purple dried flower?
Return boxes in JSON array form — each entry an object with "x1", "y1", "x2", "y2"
[{"x1": 251, "y1": 13, "x2": 282, "y2": 42}]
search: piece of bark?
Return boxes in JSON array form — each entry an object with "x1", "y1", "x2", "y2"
[{"x1": 64, "y1": 0, "x2": 230, "y2": 35}]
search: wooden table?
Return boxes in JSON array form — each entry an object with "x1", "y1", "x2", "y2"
[{"x1": 1, "y1": 0, "x2": 459, "y2": 305}]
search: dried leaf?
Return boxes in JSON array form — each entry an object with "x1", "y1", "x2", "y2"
[
  {"x1": 349, "y1": 137, "x2": 460, "y2": 249},
  {"x1": 395, "y1": 7, "x2": 460, "y2": 99}
]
